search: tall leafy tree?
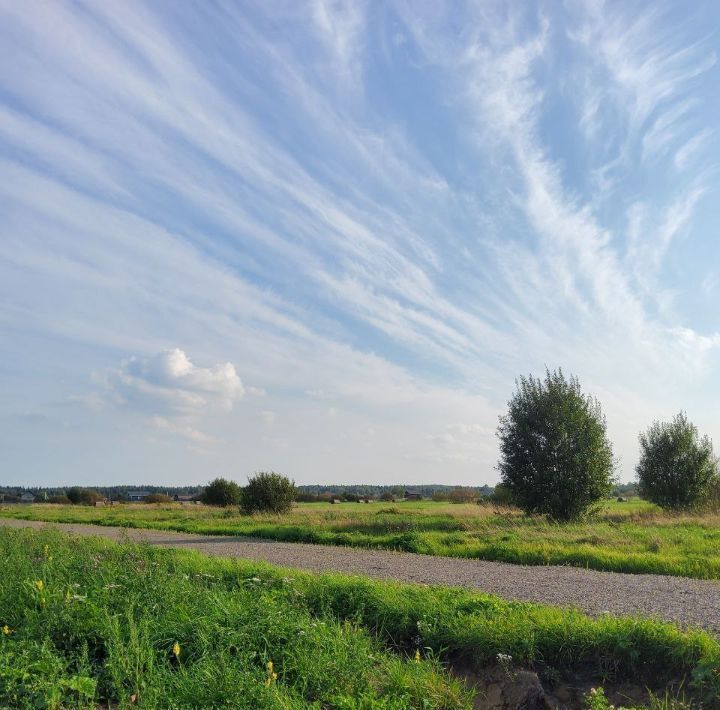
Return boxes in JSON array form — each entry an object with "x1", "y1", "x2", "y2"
[{"x1": 497, "y1": 369, "x2": 615, "y2": 521}]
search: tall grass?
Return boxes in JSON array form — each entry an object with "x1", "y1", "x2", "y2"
[
  {"x1": 1, "y1": 528, "x2": 719, "y2": 708},
  {"x1": 0, "y1": 528, "x2": 468, "y2": 708},
  {"x1": 3, "y1": 499, "x2": 720, "y2": 579}
]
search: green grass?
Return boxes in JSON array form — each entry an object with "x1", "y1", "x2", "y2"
[
  {"x1": 3, "y1": 498, "x2": 720, "y2": 579},
  {"x1": 2, "y1": 528, "x2": 720, "y2": 708},
  {"x1": 0, "y1": 527, "x2": 469, "y2": 708}
]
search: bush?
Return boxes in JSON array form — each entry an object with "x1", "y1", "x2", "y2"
[
  {"x1": 144, "y1": 493, "x2": 172, "y2": 504},
  {"x1": 202, "y1": 478, "x2": 242, "y2": 507},
  {"x1": 65, "y1": 487, "x2": 103, "y2": 506},
  {"x1": 47, "y1": 495, "x2": 71, "y2": 505},
  {"x1": 637, "y1": 412, "x2": 719, "y2": 510},
  {"x1": 242, "y1": 471, "x2": 296, "y2": 514},
  {"x1": 486, "y1": 483, "x2": 514, "y2": 506},
  {"x1": 497, "y1": 368, "x2": 615, "y2": 521}
]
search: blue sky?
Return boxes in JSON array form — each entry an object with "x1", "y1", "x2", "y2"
[{"x1": 1, "y1": 0, "x2": 719, "y2": 487}]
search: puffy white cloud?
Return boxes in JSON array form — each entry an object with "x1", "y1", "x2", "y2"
[{"x1": 106, "y1": 349, "x2": 244, "y2": 415}]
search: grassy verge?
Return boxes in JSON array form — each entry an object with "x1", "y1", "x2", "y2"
[
  {"x1": 0, "y1": 527, "x2": 467, "y2": 708},
  {"x1": 2, "y1": 499, "x2": 720, "y2": 579},
  {"x1": 1, "y1": 527, "x2": 719, "y2": 708}
]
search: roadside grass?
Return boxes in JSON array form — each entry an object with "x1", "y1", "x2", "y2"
[
  {"x1": 1, "y1": 528, "x2": 719, "y2": 709},
  {"x1": 0, "y1": 527, "x2": 468, "y2": 709},
  {"x1": 2, "y1": 498, "x2": 720, "y2": 579}
]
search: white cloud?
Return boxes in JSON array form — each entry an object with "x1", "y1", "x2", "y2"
[
  {"x1": 106, "y1": 349, "x2": 244, "y2": 415},
  {"x1": 151, "y1": 416, "x2": 217, "y2": 445}
]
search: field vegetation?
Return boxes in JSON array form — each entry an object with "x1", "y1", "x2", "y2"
[
  {"x1": 2, "y1": 498, "x2": 720, "y2": 579},
  {"x1": 2, "y1": 527, "x2": 719, "y2": 708}
]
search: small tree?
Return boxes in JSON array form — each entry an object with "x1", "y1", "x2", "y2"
[
  {"x1": 636, "y1": 412, "x2": 718, "y2": 510},
  {"x1": 66, "y1": 487, "x2": 103, "y2": 505},
  {"x1": 497, "y1": 369, "x2": 615, "y2": 521},
  {"x1": 202, "y1": 478, "x2": 242, "y2": 507},
  {"x1": 242, "y1": 471, "x2": 296, "y2": 514}
]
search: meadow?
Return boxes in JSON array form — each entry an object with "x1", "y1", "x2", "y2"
[
  {"x1": 2, "y1": 498, "x2": 720, "y2": 579},
  {"x1": 2, "y1": 527, "x2": 720, "y2": 709}
]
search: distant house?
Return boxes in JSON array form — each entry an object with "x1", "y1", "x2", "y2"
[
  {"x1": 127, "y1": 491, "x2": 151, "y2": 502},
  {"x1": 404, "y1": 490, "x2": 422, "y2": 500},
  {"x1": 174, "y1": 494, "x2": 196, "y2": 503},
  {"x1": 19, "y1": 492, "x2": 36, "y2": 503}
]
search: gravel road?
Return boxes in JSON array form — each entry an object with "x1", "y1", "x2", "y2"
[{"x1": 2, "y1": 517, "x2": 718, "y2": 635}]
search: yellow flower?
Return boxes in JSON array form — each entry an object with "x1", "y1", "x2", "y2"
[
  {"x1": 34, "y1": 580, "x2": 44, "y2": 591},
  {"x1": 2, "y1": 625, "x2": 11, "y2": 636},
  {"x1": 172, "y1": 642, "x2": 181, "y2": 658},
  {"x1": 43, "y1": 545, "x2": 49, "y2": 555},
  {"x1": 414, "y1": 649, "x2": 421, "y2": 663},
  {"x1": 265, "y1": 660, "x2": 278, "y2": 687}
]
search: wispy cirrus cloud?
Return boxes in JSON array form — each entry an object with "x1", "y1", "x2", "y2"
[{"x1": 0, "y1": 0, "x2": 718, "y2": 485}]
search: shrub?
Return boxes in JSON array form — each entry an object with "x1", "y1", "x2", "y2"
[
  {"x1": 65, "y1": 487, "x2": 103, "y2": 505},
  {"x1": 202, "y1": 478, "x2": 242, "y2": 507},
  {"x1": 242, "y1": 471, "x2": 296, "y2": 514},
  {"x1": 486, "y1": 483, "x2": 514, "y2": 506},
  {"x1": 47, "y1": 495, "x2": 71, "y2": 505},
  {"x1": 497, "y1": 368, "x2": 615, "y2": 521},
  {"x1": 637, "y1": 412, "x2": 719, "y2": 510},
  {"x1": 145, "y1": 493, "x2": 172, "y2": 504}
]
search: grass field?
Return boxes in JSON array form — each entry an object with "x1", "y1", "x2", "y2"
[
  {"x1": 1, "y1": 527, "x2": 719, "y2": 708},
  {"x1": 2, "y1": 498, "x2": 720, "y2": 579}
]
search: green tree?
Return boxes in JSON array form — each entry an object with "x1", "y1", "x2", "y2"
[
  {"x1": 242, "y1": 471, "x2": 296, "y2": 514},
  {"x1": 202, "y1": 478, "x2": 242, "y2": 507},
  {"x1": 497, "y1": 368, "x2": 615, "y2": 521},
  {"x1": 66, "y1": 487, "x2": 103, "y2": 505},
  {"x1": 636, "y1": 412, "x2": 718, "y2": 510}
]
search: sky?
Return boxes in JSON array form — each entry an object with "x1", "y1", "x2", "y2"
[{"x1": 1, "y1": 1, "x2": 719, "y2": 488}]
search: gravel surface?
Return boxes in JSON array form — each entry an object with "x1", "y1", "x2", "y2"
[{"x1": 2, "y1": 518, "x2": 718, "y2": 635}]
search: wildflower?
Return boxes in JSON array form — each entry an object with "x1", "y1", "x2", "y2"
[
  {"x1": 34, "y1": 580, "x2": 44, "y2": 591},
  {"x1": 265, "y1": 660, "x2": 278, "y2": 687},
  {"x1": 172, "y1": 642, "x2": 181, "y2": 658},
  {"x1": 414, "y1": 649, "x2": 421, "y2": 663},
  {"x1": 43, "y1": 545, "x2": 49, "y2": 556},
  {"x1": 2, "y1": 625, "x2": 11, "y2": 636}
]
